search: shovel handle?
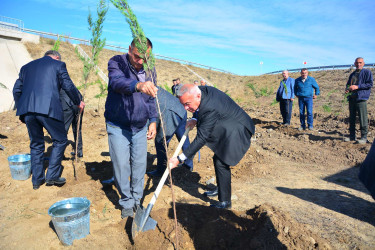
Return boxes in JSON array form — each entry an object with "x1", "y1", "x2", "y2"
[{"x1": 149, "y1": 127, "x2": 191, "y2": 205}]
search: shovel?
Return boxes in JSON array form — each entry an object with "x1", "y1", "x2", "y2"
[{"x1": 132, "y1": 128, "x2": 190, "y2": 238}]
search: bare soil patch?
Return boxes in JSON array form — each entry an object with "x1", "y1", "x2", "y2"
[{"x1": 1, "y1": 40, "x2": 375, "y2": 249}]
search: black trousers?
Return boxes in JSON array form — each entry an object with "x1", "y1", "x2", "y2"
[
  {"x1": 213, "y1": 155, "x2": 231, "y2": 202},
  {"x1": 25, "y1": 114, "x2": 67, "y2": 185},
  {"x1": 279, "y1": 99, "x2": 293, "y2": 125},
  {"x1": 63, "y1": 107, "x2": 83, "y2": 154},
  {"x1": 349, "y1": 99, "x2": 368, "y2": 139}
]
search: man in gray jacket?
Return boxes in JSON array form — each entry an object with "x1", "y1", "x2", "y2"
[{"x1": 147, "y1": 87, "x2": 193, "y2": 177}]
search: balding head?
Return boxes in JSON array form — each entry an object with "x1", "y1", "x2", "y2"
[
  {"x1": 177, "y1": 84, "x2": 201, "y2": 113},
  {"x1": 282, "y1": 70, "x2": 289, "y2": 80}
]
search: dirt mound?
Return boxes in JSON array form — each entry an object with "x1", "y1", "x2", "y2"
[{"x1": 132, "y1": 203, "x2": 330, "y2": 249}]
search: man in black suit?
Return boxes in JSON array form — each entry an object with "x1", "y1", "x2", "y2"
[
  {"x1": 13, "y1": 50, "x2": 83, "y2": 190},
  {"x1": 170, "y1": 84, "x2": 255, "y2": 209},
  {"x1": 60, "y1": 89, "x2": 83, "y2": 158}
]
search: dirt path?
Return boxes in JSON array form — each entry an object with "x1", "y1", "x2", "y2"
[{"x1": 1, "y1": 106, "x2": 374, "y2": 249}]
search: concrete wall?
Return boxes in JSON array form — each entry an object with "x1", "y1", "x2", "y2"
[{"x1": 0, "y1": 37, "x2": 33, "y2": 113}]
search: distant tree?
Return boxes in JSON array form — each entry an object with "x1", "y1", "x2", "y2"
[{"x1": 74, "y1": 0, "x2": 108, "y2": 163}]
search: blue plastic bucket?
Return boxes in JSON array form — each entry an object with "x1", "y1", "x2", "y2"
[
  {"x1": 7, "y1": 154, "x2": 31, "y2": 180},
  {"x1": 48, "y1": 197, "x2": 91, "y2": 246}
]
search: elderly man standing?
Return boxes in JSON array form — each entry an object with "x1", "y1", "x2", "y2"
[
  {"x1": 345, "y1": 57, "x2": 373, "y2": 144},
  {"x1": 276, "y1": 70, "x2": 295, "y2": 126},
  {"x1": 105, "y1": 38, "x2": 158, "y2": 219},
  {"x1": 294, "y1": 68, "x2": 320, "y2": 131},
  {"x1": 169, "y1": 84, "x2": 255, "y2": 209},
  {"x1": 13, "y1": 50, "x2": 83, "y2": 190}
]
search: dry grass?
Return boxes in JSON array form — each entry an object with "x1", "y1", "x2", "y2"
[{"x1": 24, "y1": 37, "x2": 375, "y2": 119}]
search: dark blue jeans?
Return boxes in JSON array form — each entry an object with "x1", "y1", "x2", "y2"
[
  {"x1": 155, "y1": 115, "x2": 193, "y2": 172},
  {"x1": 298, "y1": 97, "x2": 313, "y2": 129},
  {"x1": 279, "y1": 99, "x2": 293, "y2": 124},
  {"x1": 25, "y1": 114, "x2": 67, "y2": 185}
]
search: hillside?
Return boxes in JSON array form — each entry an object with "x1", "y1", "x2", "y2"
[{"x1": 1, "y1": 38, "x2": 375, "y2": 249}]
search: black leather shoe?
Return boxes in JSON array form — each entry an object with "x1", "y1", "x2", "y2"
[
  {"x1": 33, "y1": 181, "x2": 45, "y2": 190},
  {"x1": 204, "y1": 187, "x2": 218, "y2": 197},
  {"x1": 182, "y1": 164, "x2": 193, "y2": 172},
  {"x1": 210, "y1": 201, "x2": 231, "y2": 209},
  {"x1": 147, "y1": 170, "x2": 164, "y2": 177},
  {"x1": 71, "y1": 152, "x2": 83, "y2": 158},
  {"x1": 46, "y1": 177, "x2": 66, "y2": 185}
]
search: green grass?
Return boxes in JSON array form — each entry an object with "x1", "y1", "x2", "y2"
[
  {"x1": 323, "y1": 103, "x2": 332, "y2": 112},
  {"x1": 270, "y1": 99, "x2": 278, "y2": 106},
  {"x1": 246, "y1": 82, "x2": 273, "y2": 98}
]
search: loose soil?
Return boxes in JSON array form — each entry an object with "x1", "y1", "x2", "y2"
[{"x1": 0, "y1": 39, "x2": 374, "y2": 249}]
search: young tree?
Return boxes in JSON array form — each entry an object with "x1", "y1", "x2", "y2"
[{"x1": 74, "y1": 0, "x2": 108, "y2": 163}]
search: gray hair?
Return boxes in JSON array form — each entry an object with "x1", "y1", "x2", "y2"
[
  {"x1": 44, "y1": 50, "x2": 61, "y2": 60},
  {"x1": 355, "y1": 57, "x2": 364, "y2": 61},
  {"x1": 176, "y1": 84, "x2": 201, "y2": 98}
]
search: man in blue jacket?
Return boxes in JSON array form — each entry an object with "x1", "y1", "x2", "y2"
[
  {"x1": 345, "y1": 57, "x2": 373, "y2": 144},
  {"x1": 276, "y1": 70, "x2": 295, "y2": 126},
  {"x1": 13, "y1": 50, "x2": 83, "y2": 190},
  {"x1": 294, "y1": 68, "x2": 320, "y2": 130},
  {"x1": 147, "y1": 87, "x2": 193, "y2": 177},
  {"x1": 105, "y1": 38, "x2": 158, "y2": 219}
]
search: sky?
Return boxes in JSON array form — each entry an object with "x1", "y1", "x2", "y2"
[{"x1": 1, "y1": 0, "x2": 375, "y2": 75}]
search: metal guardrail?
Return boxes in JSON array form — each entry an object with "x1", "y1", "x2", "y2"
[
  {"x1": 265, "y1": 63, "x2": 375, "y2": 75},
  {"x1": 0, "y1": 15, "x2": 233, "y2": 75},
  {"x1": 74, "y1": 44, "x2": 109, "y2": 84},
  {"x1": 0, "y1": 16, "x2": 23, "y2": 31}
]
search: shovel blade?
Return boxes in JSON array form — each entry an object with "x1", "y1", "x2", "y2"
[{"x1": 132, "y1": 205, "x2": 157, "y2": 238}]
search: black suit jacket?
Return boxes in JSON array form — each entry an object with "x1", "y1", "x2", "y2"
[
  {"x1": 60, "y1": 88, "x2": 83, "y2": 112},
  {"x1": 184, "y1": 86, "x2": 255, "y2": 166},
  {"x1": 13, "y1": 56, "x2": 81, "y2": 121}
]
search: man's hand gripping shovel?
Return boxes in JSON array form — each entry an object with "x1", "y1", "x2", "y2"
[{"x1": 131, "y1": 128, "x2": 190, "y2": 238}]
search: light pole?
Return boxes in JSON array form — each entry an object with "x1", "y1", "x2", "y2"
[{"x1": 260, "y1": 61, "x2": 263, "y2": 75}]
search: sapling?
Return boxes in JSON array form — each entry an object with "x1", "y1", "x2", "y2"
[{"x1": 74, "y1": 0, "x2": 108, "y2": 164}]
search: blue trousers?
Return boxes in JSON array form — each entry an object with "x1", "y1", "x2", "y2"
[
  {"x1": 155, "y1": 115, "x2": 193, "y2": 172},
  {"x1": 298, "y1": 97, "x2": 313, "y2": 129},
  {"x1": 279, "y1": 99, "x2": 293, "y2": 125},
  {"x1": 106, "y1": 123, "x2": 147, "y2": 209},
  {"x1": 24, "y1": 114, "x2": 67, "y2": 185}
]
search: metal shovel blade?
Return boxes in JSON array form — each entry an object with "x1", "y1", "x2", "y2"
[{"x1": 132, "y1": 204, "x2": 157, "y2": 238}]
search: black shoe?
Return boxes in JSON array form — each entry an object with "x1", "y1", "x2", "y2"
[
  {"x1": 33, "y1": 181, "x2": 45, "y2": 190},
  {"x1": 147, "y1": 170, "x2": 164, "y2": 177},
  {"x1": 182, "y1": 164, "x2": 193, "y2": 172},
  {"x1": 204, "y1": 187, "x2": 218, "y2": 197},
  {"x1": 121, "y1": 207, "x2": 134, "y2": 219},
  {"x1": 46, "y1": 177, "x2": 66, "y2": 186},
  {"x1": 210, "y1": 201, "x2": 231, "y2": 209},
  {"x1": 71, "y1": 151, "x2": 83, "y2": 158}
]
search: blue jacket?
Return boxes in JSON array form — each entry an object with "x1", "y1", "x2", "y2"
[
  {"x1": 276, "y1": 77, "x2": 295, "y2": 100},
  {"x1": 294, "y1": 76, "x2": 320, "y2": 98},
  {"x1": 346, "y1": 68, "x2": 373, "y2": 101},
  {"x1": 13, "y1": 56, "x2": 81, "y2": 121},
  {"x1": 155, "y1": 87, "x2": 186, "y2": 143},
  {"x1": 104, "y1": 54, "x2": 158, "y2": 132}
]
